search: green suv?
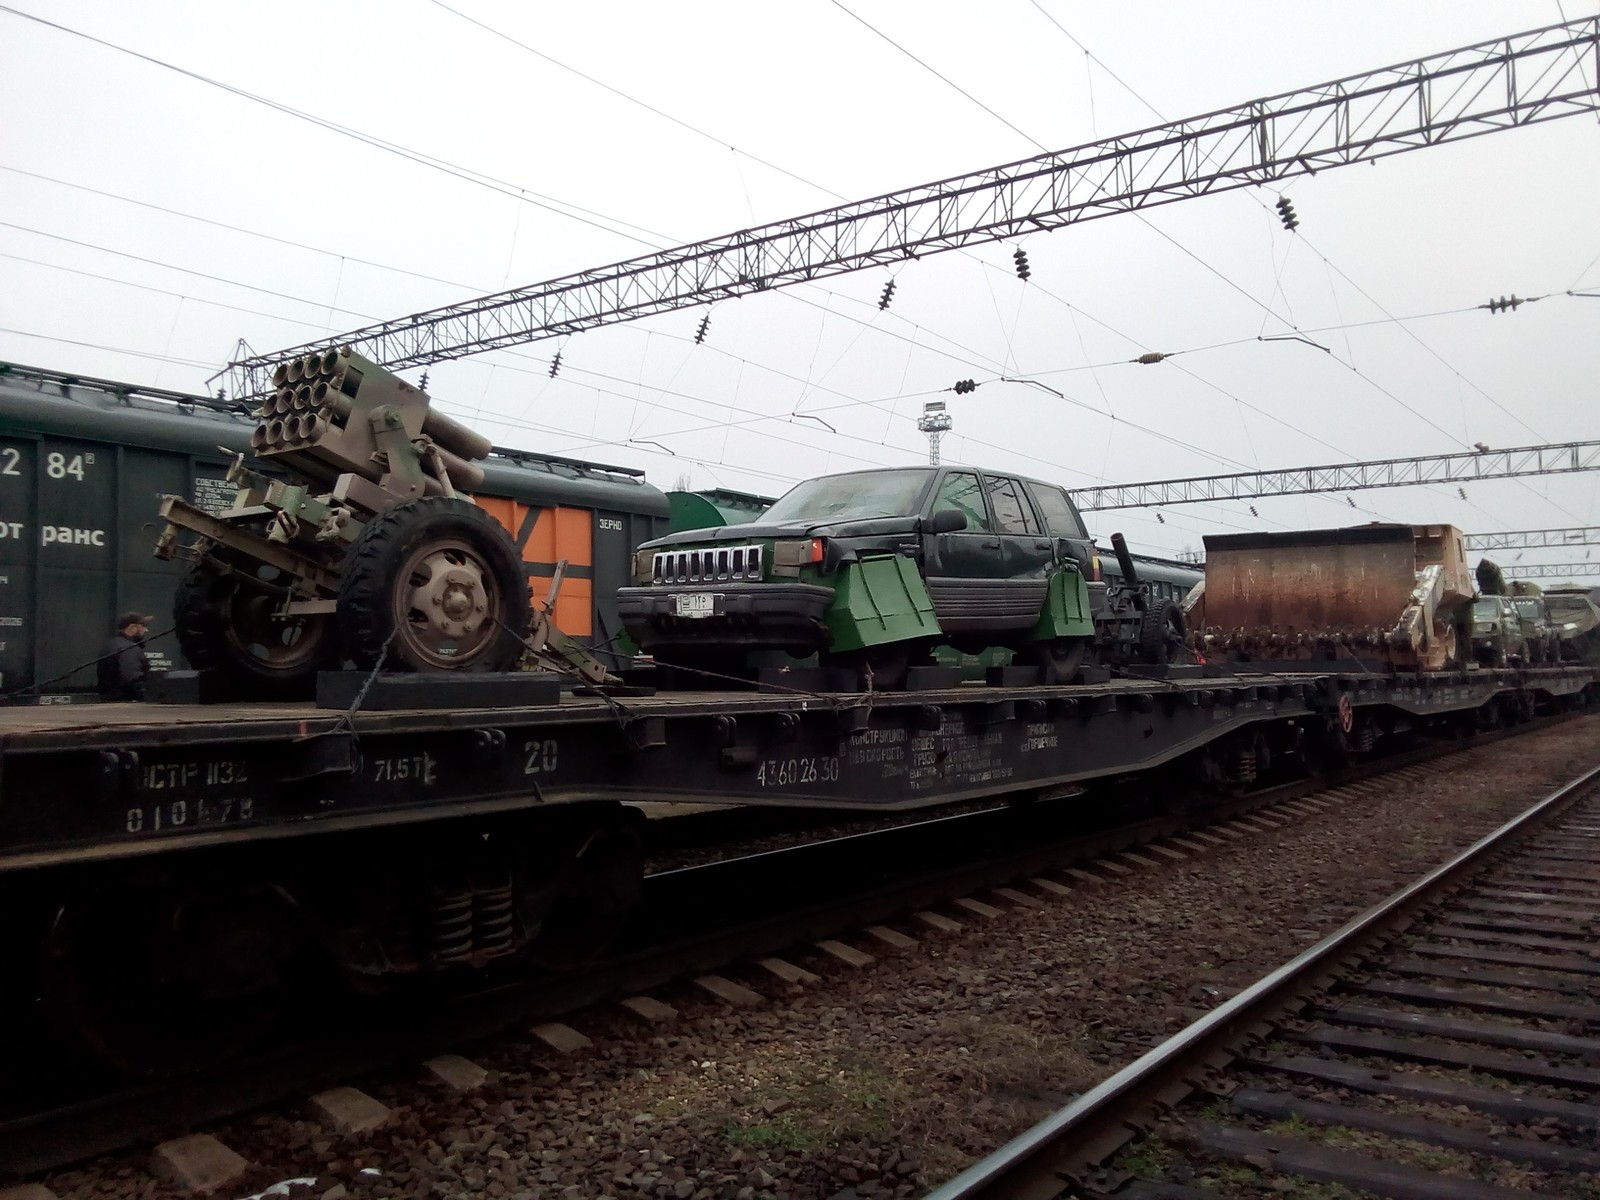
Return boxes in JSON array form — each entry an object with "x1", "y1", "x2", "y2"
[{"x1": 618, "y1": 465, "x2": 1113, "y2": 687}]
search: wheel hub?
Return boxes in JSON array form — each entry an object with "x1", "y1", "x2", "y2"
[{"x1": 400, "y1": 543, "x2": 500, "y2": 665}]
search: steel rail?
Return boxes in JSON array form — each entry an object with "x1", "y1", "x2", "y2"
[{"x1": 924, "y1": 758, "x2": 1600, "y2": 1200}]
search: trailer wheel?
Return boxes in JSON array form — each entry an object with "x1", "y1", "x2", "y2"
[
  {"x1": 339, "y1": 497, "x2": 531, "y2": 672},
  {"x1": 1023, "y1": 636, "x2": 1087, "y2": 685},
  {"x1": 175, "y1": 560, "x2": 340, "y2": 698},
  {"x1": 1138, "y1": 599, "x2": 1186, "y2": 664}
]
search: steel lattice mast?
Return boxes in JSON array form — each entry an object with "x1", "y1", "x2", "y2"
[
  {"x1": 1498, "y1": 563, "x2": 1600, "y2": 580},
  {"x1": 1069, "y1": 441, "x2": 1600, "y2": 511},
  {"x1": 1466, "y1": 527, "x2": 1600, "y2": 551},
  {"x1": 225, "y1": 17, "x2": 1600, "y2": 399}
]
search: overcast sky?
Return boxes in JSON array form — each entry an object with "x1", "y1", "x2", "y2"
[{"x1": 2, "y1": 1, "x2": 1597, "y2": 568}]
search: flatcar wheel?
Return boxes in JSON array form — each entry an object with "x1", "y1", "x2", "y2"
[
  {"x1": 176, "y1": 561, "x2": 338, "y2": 698},
  {"x1": 1023, "y1": 636, "x2": 1087, "y2": 685},
  {"x1": 339, "y1": 497, "x2": 531, "y2": 672},
  {"x1": 45, "y1": 883, "x2": 306, "y2": 1075},
  {"x1": 521, "y1": 819, "x2": 644, "y2": 972}
]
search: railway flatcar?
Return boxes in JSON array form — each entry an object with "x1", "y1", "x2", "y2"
[{"x1": 0, "y1": 362, "x2": 670, "y2": 694}]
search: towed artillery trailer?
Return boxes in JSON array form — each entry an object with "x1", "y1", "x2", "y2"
[{"x1": 0, "y1": 361, "x2": 671, "y2": 696}]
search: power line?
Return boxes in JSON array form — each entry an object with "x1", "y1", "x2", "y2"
[
  {"x1": 229, "y1": 17, "x2": 1600, "y2": 397},
  {"x1": 0, "y1": 163, "x2": 494, "y2": 294},
  {"x1": 0, "y1": 4, "x2": 674, "y2": 249},
  {"x1": 0, "y1": 250, "x2": 335, "y2": 333},
  {"x1": 424, "y1": 0, "x2": 840, "y2": 206},
  {"x1": 0, "y1": 327, "x2": 215, "y2": 369}
]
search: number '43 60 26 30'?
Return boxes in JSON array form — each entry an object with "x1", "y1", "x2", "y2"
[{"x1": 756, "y1": 756, "x2": 839, "y2": 787}]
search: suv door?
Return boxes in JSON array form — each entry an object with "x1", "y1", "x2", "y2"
[
  {"x1": 1024, "y1": 481, "x2": 1095, "y2": 574},
  {"x1": 922, "y1": 469, "x2": 1007, "y2": 633},
  {"x1": 982, "y1": 473, "x2": 1051, "y2": 622}
]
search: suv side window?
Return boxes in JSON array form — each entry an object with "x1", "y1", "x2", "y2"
[
  {"x1": 986, "y1": 476, "x2": 1036, "y2": 534},
  {"x1": 934, "y1": 471, "x2": 990, "y2": 531},
  {"x1": 1028, "y1": 484, "x2": 1089, "y2": 539}
]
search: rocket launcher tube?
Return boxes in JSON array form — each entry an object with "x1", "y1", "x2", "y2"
[
  {"x1": 420, "y1": 408, "x2": 493, "y2": 461},
  {"x1": 431, "y1": 442, "x2": 487, "y2": 490}
]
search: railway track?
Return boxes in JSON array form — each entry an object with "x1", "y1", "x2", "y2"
[
  {"x1": 929, "y1": 759, "x2": 1600, "y2": 1200},
  {"x1": 3, "y1": 713, "x2": 1589, "y2": 1190}
]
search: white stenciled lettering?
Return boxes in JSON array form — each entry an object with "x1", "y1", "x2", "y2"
[
  {"x1": 0, "y1": 523, "x2": 23, "y2": 539},
  {"x1": 41, "y1": 525, "x2": 105, "y2": 547},
  {"x1": 0, "y1": 447, "x2": 20, "y2": 476},
  {"x1": 756, "y1": 756, "x2": 840, "y2": 787},
  {"x1": 373, "y1": 752, "x2": 438, "y2": 785},
  {"x1": 45, "y1": 451, "x2": 87, "y2": 480},
  {"x1": 523, "y1": 738, "x2": 558, "y2": 775},
  {"x1": 123, "y1": 795, "x2": 254, "y2": 837},
  {"x1": 142, "y1": 762, "x2": 200, "y2": 790}
]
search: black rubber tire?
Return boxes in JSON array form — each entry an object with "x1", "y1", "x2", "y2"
[
  {"x1": 338, "y1": 497, "x2": 531, "y2": 672},
  {"x1": 1023, "y1": 636, "x2": 1087, "y2": 685},
  {"x1": 175, "y1": 560, "x2": 340, "y2": 699},
  {"x1": 1138, "y1": 599, "x2": 1186, "y2": 665}
]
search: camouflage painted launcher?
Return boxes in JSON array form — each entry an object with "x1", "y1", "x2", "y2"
[
  {"x1": 1186, "y1": 523, "x2": 1475, "y2": 671},
  {"x1": 249, "y1": 347, "x2": 490, "y2": 495}
]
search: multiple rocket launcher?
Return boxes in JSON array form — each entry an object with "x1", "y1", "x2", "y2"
[{"x1": 250, "y1": 347, "x2": 491, "y2": 494}]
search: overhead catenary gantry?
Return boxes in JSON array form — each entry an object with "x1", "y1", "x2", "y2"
[
  {"x1": 225, "y1": 17, "x2": 1600, "y2": 399},
  {"x1": 1069, "y1": 440, "x2": 1600, "y2": 511},
  {"x1": 1467, "y1": 528, "x2": 1600, "y2": 551},
  {"x1": 1503, "y1": 563, "x2": 1600, "y2": 581}
]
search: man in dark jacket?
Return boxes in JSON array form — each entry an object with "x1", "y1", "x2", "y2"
[{"x1": 97, "y1": 612, "x2": 152, "y2": 701}]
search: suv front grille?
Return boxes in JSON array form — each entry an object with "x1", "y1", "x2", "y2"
[{"x1": 652, "y1": 545, "x2": 763, "y2": 584}]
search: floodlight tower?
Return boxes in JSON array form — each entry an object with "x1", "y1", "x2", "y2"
[{"x1": 918, "y1": 400, "x2": 953, "y2": 465}]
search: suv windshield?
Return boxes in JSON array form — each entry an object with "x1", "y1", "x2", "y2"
[
  {"x1": 762, "y1": 469, "x2": 933, "y2": 524},
  {"x1": 1471, "y1": 599, "x2": 1503, "y2": 620}
]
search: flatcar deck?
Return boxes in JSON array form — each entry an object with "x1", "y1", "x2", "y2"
[{"x1": 4, "y1": 665, "x2": 1595, "y2": 873}]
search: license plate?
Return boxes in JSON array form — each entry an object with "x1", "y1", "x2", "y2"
[{"x1": 674, "y1": 593, "x2": 717, "y2": 618}]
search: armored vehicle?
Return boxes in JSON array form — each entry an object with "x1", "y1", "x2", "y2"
[
  {"x1": 1543, "y1": 585, "x2": 1600, "y2": 661},
  {"x1": 1469, "y1": 595, "x2": 1529, "y2": 667},
  {"x1": 617, "y1": 465, "x2": 1184, "y2": 688},
  {"x1": 1509, "y1": 594, "x2": 1559, "y2": 664}
]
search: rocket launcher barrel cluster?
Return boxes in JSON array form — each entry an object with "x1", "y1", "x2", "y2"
[{"x1": 250, "y1": 347, "x2": 490, "y2": 490}]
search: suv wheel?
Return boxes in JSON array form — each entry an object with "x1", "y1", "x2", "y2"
[
  {"x1": 1023, "y1": 637, "x2": 1086, "y2": 685},
  {"x1": 826, "y1": 644, "x2": 911, "y2": 691}
]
